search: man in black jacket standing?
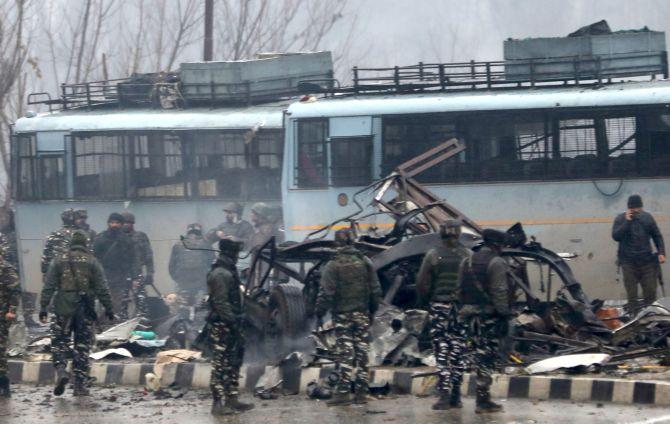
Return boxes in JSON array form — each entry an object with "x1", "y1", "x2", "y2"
[
  {"x1": 93, "y1": 213, "x2": 139, "y2": 320},
  {"x1": 612, "y1": 194, "x2": 666, "y2": 314}
]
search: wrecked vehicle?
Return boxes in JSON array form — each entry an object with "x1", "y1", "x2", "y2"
[{"x1": 240, "y1": 139, "x2": 612, "y2": 361}]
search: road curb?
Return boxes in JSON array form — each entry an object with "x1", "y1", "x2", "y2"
[{"x1": 8, "y1": 360, "x2": 670, "y2": 406}]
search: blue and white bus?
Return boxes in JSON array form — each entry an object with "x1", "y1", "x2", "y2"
[
  {"x1": 12, "y1": 103, "x2": 286, "y2": 294},
  {"x1": 282, "y1": 80, "x2": 670, "y2": 300}
]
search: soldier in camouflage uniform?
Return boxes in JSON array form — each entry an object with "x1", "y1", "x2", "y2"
[
  {"x1": 206, "y1": 203, "x2": 254, "y2": 250},
  {"x1": 460, "y1": 229, "x2": 512, "y2": 414},
  {"x1": 92, "y1": 213, "x2": 138, "y2": 320},
  {"x1": 121, "y1": 211, "x2": 154, "y2": 317},
  {"x1": 74, "y1": 209, "x2": 97, "y2": 241},
  {"x1": 416, "y1": 220, "x2": 470, "y2": 410},
  {"x1": 316, "y1": 229, "x2": 382, "y2": 406},
  {"x1": 207, "y1": 238, "x2": 254, "y2": 416},
  {"x1": 170, "y1": 223, "x2": 214, "y2": 307},
  {"x1": 41, "y1": 209, "x2": 82, "y2": 277},
  {"x1": 0, "y1": 257, "x2": 20, "y2": 397},
  {"x1": 40, "y1": 230, "x2": 114, "y2": 397}
]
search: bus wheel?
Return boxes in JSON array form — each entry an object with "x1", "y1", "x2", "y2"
[{"x1": 264, "y1": 284, "x2": 307, "y2": 358}]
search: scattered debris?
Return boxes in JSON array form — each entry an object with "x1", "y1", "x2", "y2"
[
  {"x1": 90, "y1": 348, "x2": 133, "y2": 361},
  {"x1": 526, "y1": 353, "x2": 611, "y2": 374}
]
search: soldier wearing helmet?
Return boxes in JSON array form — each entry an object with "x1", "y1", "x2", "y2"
[
  {"x1": 169, "y1": 223, "x2": 214, "y2": 307},
  {"x1": 248, "y1": 202, "x2": 283, "y2": 249},
  {"x1": 206, "y1": 202, "x2": 254, "y2": 250},
  {"x1": 208, "y1": 238, "x2": 254, "y2": 415},
  {"x1": 416, "y1": 219, "x2": 471, "y2": 410},
  {"x1": 41, "y1": 209, "x2": 87, "y2": 277},
  {"x1": 315, "y1": 228, "x2": 381, "y2": 406},
  {"x1": 74, "y1": 209, "x2": 96, "y2": 241}
]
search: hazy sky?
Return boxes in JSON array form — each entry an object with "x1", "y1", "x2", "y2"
[{"x1": 334, "y1": 0, "x2": 670, "y2": 71}]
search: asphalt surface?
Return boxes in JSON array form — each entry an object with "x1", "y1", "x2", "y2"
[{"x1": 0, "y1": 384, "x2": 668, "y2": 424}]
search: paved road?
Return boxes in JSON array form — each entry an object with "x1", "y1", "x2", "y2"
[{"x1": 0, "y1": 384, "x2": 668, "y2": 424}]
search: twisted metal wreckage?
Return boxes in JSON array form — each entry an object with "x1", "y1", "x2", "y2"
[
  {"x1": 242, "y1": 139, "x2": 670, "y2": 375},
  {"x1": 15, "y1": 140, "x2": 670, "y2": 382}
]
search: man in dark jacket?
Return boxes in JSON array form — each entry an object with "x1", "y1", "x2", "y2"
[
  {"x1": 121, "y1": 211, "x2": 154, "y2": 317},
  {"x1": 40, "y1": 230, "x2": 114, "y2": 397},
  {"x1": 169, "y1": 223, "x2": 214, "y2": 307},
  {"x1": 0, "y1": 256, "x2": 19, "y2": 397},
  {"x1": 208, "y1": 238, "x2": 254, "y2": 416},
  {"x1": 316, "y1": 229, "x2": 382, "y2": 406},
  {"x1": 92, "y1": 213, "x2": 138, "y2": 320},
  {"x1": 612, "y1": 194, "x2": 666, "y2": 314},
  {"x1": 416, "y1": 220, "x2": 470, "y2": 410},
  {"x1": 460, "y1": 229, "x2": 511, "y2": 414}
]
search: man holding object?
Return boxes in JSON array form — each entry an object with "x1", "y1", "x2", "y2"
[{"x1": 612, "y1": 194, "x2": 666, "y2": 314}]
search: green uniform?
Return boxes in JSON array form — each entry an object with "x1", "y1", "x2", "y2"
[
  {"x1": 0, "y1": 259, "x2": 20, "y2": 378},
  {"x1": 207, "y1": 255, "x2": 244, "y2": 401},
  {"x1": 41, "y1": 243, "x2": 113, "y2": 385},
  {"x1": 126, "y1": 229, "x2": 154, "y2": 317},
  {"x1": 416, "y1": 243, "x2": 470, "y2": 396},
  {"x1": 460, "y1": 246, "x2": 511, "y2": 398},
  {"x1": 316, "y1": 246, "x2": 382, "y2": 396}
]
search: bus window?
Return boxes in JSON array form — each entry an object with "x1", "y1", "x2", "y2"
[
  {"x1": 330, "y1": 136, "x2": 373, "y2": 186},
  {"x1": 193, "y1": 131, "x2": 247, "y2": 198},
  {"x1": 74, "y1": 134, "x2": 128, "y2": 199},
  {"x1": 248, "y1": 129, "x2": 283, "y2": 199},
  {"x1": 15, "y1": 134, "x2": 37, "y2": 200},
  {"x1": 296, "y1": 119, "x2": 328, "y2": 188},
  {"x1": 132, "y1": 133, "x2": 186, "y2": 197},
  {"x1": 605, "y1": 117, "x2": 637, "y2": 177}
]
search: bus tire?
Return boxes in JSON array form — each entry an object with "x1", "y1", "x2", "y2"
[{"x1": 267, "y1": 284, "x2": 306, "y2": 339}]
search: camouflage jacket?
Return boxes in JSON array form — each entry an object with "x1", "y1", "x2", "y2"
[
  {"x1": 41, "y1": 225, "x2": 82, "y2": 274},
  {"x1": 41, "y1": 245, "x2": 113, "y2": 316},
  {"x1": 416, "y1": 242, "x2": 471, "y2": 306},
  {"x1": 207, "y1": 255, "x2": 242, "y2": 324},
  {"x1": 0, "y1": 258, "x2": 20, "y2": 318},
  {"x1": 316, "y1": 246, "x2": 382, "y2": 317},
  {"x1": 0, "y1": 231, "x2": 18, "y2": 269},
  {"x1": 127, "y1": 230, "x2": 154, "y2": 276}
]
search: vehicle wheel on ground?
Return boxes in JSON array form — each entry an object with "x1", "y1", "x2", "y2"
[{"x1": 263, "y1": 284, "x2": 307, "y2": 359}]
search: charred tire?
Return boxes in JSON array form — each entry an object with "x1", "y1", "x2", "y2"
[
  {"x1": 267, "y1": 284, "x2": 307, "y2": 338},
  {"x1": 263, "y1": 284, "x2": 307, "y2": 359}
]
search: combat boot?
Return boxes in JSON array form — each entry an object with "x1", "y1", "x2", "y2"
[
  {"x1": 73, "y1": 380, "x2": 90, "y2": 396},
  {"x1": 431, "y1": 394, "x2": 451, "y2": 410},
  {"x1": 225, "y1": 395, "x2": 255, "y2": 412},
  {"x1": 211, "y1": 398, "x2": 234, "y2": 416},
  {"x1": 0, "y1": 374, "x2": 11, "y2": 398},
  {"x1": 326, "y1": 392, "x2": 352, "y2": 406},
  {"x1": 450, "y1": 385, "x2": 463, "y2": 408},
  {"x1": 475, "y1": 392, "x2": 503, "y2": 414},
  {"x1": 353, "y1": 390, "x2": 368, "y2": 404},
  {"x1": 53, "y1": 365, "x2": 70, "y2": 396}
]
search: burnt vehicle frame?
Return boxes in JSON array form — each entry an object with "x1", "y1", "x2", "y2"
[{"x1": 240, "y1": 139, "x2": 610, "y2": 350}]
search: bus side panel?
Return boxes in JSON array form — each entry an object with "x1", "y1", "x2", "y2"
[{"x1": 283, "y1": 178, "x2": 670, "y2": 301}]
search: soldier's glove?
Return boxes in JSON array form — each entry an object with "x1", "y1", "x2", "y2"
[
  {"x1": 105, "y1": 309, "x2": 116, "y2": 321},
  {"x1": 39, "y1": 309, "x2": 48, "y2": 324}
]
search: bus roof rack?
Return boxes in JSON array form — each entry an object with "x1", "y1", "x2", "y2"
[{"x1": 301, "y1": 52, "x2": 669, "y2": 97}]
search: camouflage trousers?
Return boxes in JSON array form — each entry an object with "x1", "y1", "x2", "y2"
[
  {"x1": 332, "y1": 311, "x2": 371, "y2": 395},
  {"x1": 209, "y1": 321, "x2": 245, "y2": 399},
  {"x1": 463, "y1": 315, "x2": 501, "y2": 396},
  {"x1": 132, "y1": 284, "x2": 148, "y2": 318},
  {"x1": 0, "y1": 320, "x2": 9, "y2": 376},
  {"x1": 50, "y1": 311, "x2": 94, "y2": 383},
  {"x1": 429, "y1": 302, "x2": 467, "y2": 395}
]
